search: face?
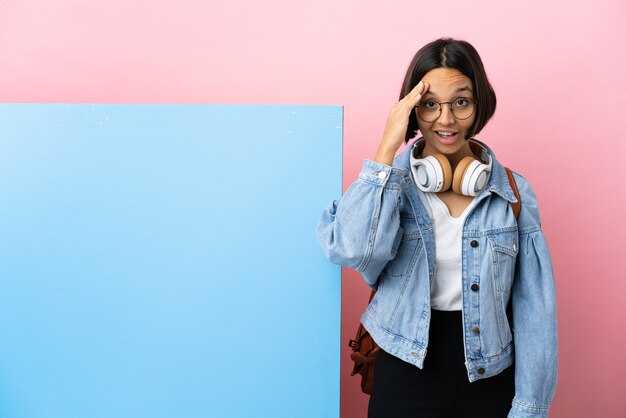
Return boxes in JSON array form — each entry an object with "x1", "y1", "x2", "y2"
[{"x1": 416, "y1": 67, "x2": 476, "y2": 157}]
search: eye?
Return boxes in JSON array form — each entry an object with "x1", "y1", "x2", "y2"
[
  {"x1": 454, "y1": 98, "x2": 471, "y2": 108},
  {"x1": 422, "y1": 101, "x2": 438, "y2": 110}
]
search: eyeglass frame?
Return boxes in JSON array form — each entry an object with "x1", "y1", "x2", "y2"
[{"x1": 414, "y1": 97, "x2": 479, "y2": 122}]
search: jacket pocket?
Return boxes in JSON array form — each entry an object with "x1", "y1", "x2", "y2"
[
  {"x1": 385, "y1": 212, "x2": 422, "y2": 277},
  {"x1": 487, "y1": 230, "x2": 519, "y2": 348}
]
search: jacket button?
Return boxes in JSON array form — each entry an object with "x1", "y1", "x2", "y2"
[
  {"x1": 471, "y1": 283, "x2": 479, "y2": 291},
  {"x1": 472, "y1": 327, "x2": 480, "y2": 334},
  {"x1": 470, "y1": 240, "x2": 479, "y2": 247},
  {"x1": 478, "y1": 367, "x2": 485, "y2": 374}
]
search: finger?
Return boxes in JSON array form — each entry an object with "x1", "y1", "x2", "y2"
[
  {"x1": 409, "y1": 81, "x2": 427, "y2": 96},
  {"x1": 404, "y1": 81, "x2": 429, "y2": 105},
  {"x1": 412, "y1": 80, "x2": 426, "y2": 95}
]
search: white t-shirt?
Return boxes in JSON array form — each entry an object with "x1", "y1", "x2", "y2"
[{"x1": 424, "y1": 192, "x2": 479, "y2": 311}]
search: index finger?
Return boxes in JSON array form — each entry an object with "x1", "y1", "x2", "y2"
[{"x1": 405, "y1": 80, "x2": 430, "y2": 105}]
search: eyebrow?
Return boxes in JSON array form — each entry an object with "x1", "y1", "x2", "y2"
[{"x1": 424, "y1": 86, "x2": 473, "y2": 97}]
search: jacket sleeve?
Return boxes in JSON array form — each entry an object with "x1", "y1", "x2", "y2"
[
  {"x1": 316, "y1": 159, "x2": 404, "y2": 288},
  {"x1": 508, "y1": 173, "x2": 558, "y2": 418}
]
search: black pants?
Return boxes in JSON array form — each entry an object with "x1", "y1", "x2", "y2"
[{"x1": 368, "y1": 309, "x2": 515, "y2": 418}]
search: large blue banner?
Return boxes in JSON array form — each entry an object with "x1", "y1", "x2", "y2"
[{"x1": 0, "y1": 104, "x2": 342, "y2": 418}]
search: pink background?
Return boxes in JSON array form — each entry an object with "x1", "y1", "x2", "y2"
[{"x1": 1, "y1": 1, "x2": 625, "y2": 417}]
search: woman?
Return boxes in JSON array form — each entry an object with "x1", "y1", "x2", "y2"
[{"x1": 317, "y1": 38, "x2": 558, "y2": 418}]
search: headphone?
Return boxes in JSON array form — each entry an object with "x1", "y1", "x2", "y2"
[{"x1": 409, "y1": 138, "x2": 492, "y2": 197}]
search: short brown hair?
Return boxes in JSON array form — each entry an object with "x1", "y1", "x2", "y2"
[{"x1": 400, "y1": 38, "x2": 497, "y2": 142}]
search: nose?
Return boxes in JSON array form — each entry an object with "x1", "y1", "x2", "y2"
[{"x1": 437, "y1": 103, "x2": 455, "y2": 125}]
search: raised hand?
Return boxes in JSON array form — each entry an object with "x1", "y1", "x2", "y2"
[{"x1": 374, "y1": 80, "x2": 429, "y2": 166}]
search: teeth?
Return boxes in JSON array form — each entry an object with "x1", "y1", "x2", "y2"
[{"x1": 437, "y1": 131, "x2": 456, "y2": 136}]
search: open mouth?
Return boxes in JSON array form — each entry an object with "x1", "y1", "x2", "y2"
[
  {"x1": 435, "y1": 131, "x2": 458, "y2": 137},
  {"x1": 433, "y1": 130, "x2": 460, "y2": 145}
]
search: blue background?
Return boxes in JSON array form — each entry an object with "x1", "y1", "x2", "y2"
[{"x1": 0, "y1": 104, "x2": 342, "y2": 418}]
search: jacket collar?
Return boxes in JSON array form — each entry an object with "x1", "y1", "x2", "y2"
[{"x1": 394, "y1": 137, "x2": 518, "y2": 203}]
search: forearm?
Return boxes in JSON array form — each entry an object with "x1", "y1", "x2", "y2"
[{"x1": 316, "y1": 160, "x2": 404, "y2": 286}]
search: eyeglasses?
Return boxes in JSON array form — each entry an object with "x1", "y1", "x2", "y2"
[{"x1": 415, "y1": 98, "x2": 478, "y2": 122}]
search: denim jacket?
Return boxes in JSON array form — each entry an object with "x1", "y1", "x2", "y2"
[{"x1": 317, "y1": 138, "x2": 558, "y2": 418}]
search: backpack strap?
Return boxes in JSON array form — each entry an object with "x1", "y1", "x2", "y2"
[
  {"x1": 504, "y1": 167, "x2": 522, "y2": 332},
  {"x1": 504, "y1": 167, "x2": 522, "y2": 219}
]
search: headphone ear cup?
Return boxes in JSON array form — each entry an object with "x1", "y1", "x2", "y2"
[
  {"x1": 432, "y1": 154, "x2": 452, "y2": 192},
  {"x1": 452, "y1": 156, "x2": 491, "y2": 196},
  {"x1": 411, "y1": 153, "x2": 452, "y2": 192},
  {"x1": 452, "y1": 156, "x2": 476, "y2": 195}
]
